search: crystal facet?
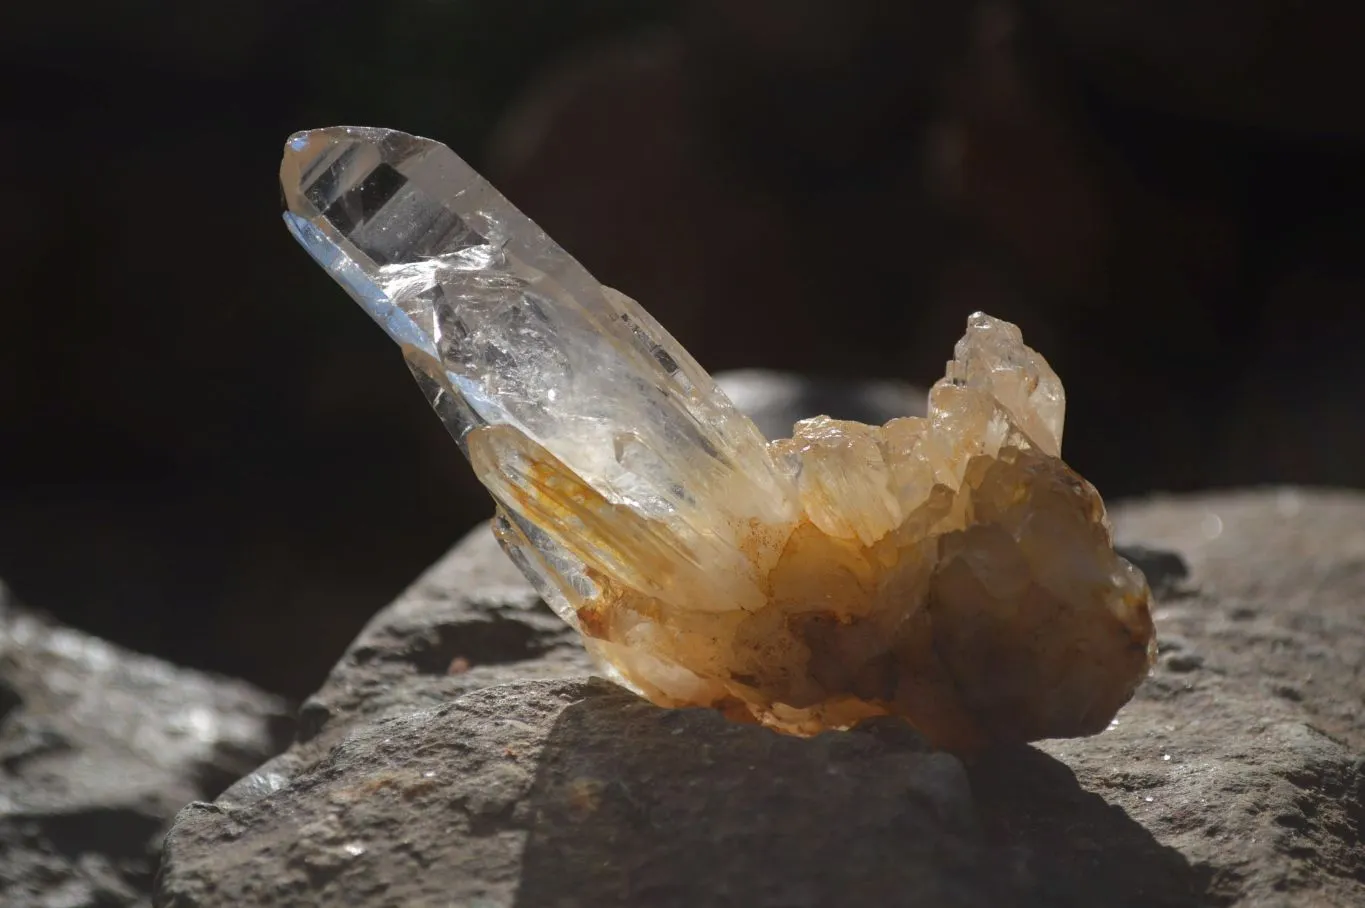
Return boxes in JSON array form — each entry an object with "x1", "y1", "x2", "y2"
[{"x1": 282, "y1": 127, "x2": 1155, "y2": 753}]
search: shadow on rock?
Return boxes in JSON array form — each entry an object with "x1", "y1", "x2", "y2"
[
  {"x1": 154, "y1": 677, "x2": 1229, "y2": 907},
  {"x1": 512, "y1": 686, "x2": 989, "y2": 908},
  {"x1": 968, "y1": 746, "x2": 1218, "y2": 907}
]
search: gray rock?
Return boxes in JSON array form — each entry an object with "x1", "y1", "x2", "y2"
[
  {"x1": 0, "y1": 581, "x2": 292, "y2": 908},
  {"x1": 993, "y1": 489, "x2": 1365, "y2": 907},
  {"x1": 282, "y1": 529, "x2": 593, "y2": 764},
  {"x1": 162, "y1": 679, "x2": 989, "y2": 908},
  {"x1": 156, "y1": 490, "x2": 1365, "y2": 907}
]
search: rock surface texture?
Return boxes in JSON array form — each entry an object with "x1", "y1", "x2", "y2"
[
  {"x1": 156, "y1": 488, "x2": 1364, "y2": 907},
  {"x1": 0, "y1": 583, "x2": 292, "y2": 908}
]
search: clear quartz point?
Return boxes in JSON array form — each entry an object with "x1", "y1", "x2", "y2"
[
  {"x1": 281, "y1": 126, "x2": 793, "y2": 609},
  {"x1": 281, "y1": 127, "x2": 1155, "y2": 754}
]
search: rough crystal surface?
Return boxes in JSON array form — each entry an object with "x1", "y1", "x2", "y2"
[{"x1": 281, "y1": 126, "x2": 1155, "y2": 752}]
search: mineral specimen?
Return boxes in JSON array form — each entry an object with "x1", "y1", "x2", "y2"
[{"x1": 280, "y1": 126, "x2": 1155, "y2": 753}]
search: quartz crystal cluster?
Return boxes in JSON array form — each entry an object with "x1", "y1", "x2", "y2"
[{"x1": 281, "y1": 127, "x2": 1155, "y2": 753}]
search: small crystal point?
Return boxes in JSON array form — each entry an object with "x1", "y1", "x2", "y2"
[{"x1": 282, "y1": 129, "x2": 1155, "y2": 754}]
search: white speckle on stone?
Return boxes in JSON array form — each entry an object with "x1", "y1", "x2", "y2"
[{"x1": 185, "y1": 706, "x2": 218, "y2": 742}]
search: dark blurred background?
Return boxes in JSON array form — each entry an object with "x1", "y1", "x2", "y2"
[{"x1": 5, "y1": 0, "x2": 1365, "y2": 700}]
